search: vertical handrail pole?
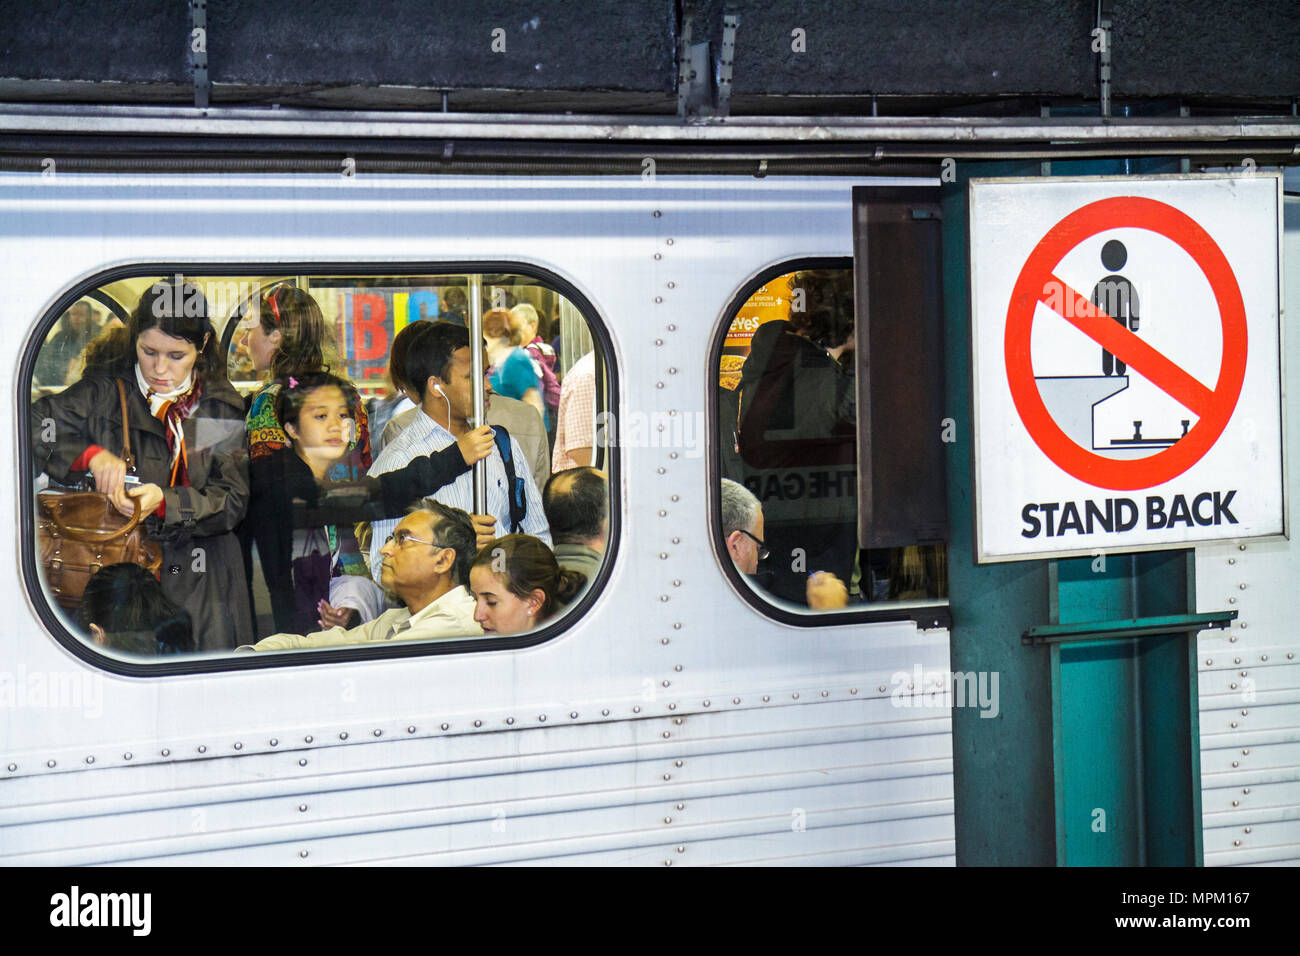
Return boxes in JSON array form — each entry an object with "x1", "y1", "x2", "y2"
[{"x1": 469, "y1": 274, "x2": 487, "y2": 515}]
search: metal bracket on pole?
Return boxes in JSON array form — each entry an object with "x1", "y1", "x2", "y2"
[
  {"x1": 676, "y1": 13, "x2": 706, "y2": 118},
  {"x1": 190, "y1": 0, "x2": 210, "y2": 109},
  {"x1": 1022, "y1": 610, "x2": 1236, "y2": 646},
  {"x1": 677, "y1": 5, "x2": 740, "y2": 119},
  {"x1": 1040, "y1": 103, "x2": 1052, "y2": 176},
  {"x1": 1096, "y1": 0, "x2": 1112, "y2": 119},
  {"x1": 1179, "y1": 102, "x2": 1192, "y2": 172},
  {"x1": 716, "y1": 13, "x2": 738, "y2": 118}
]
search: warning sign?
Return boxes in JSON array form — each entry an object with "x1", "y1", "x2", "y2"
[{"x1": 970, "y1": 175, "x2": 1284, "y2": 562}]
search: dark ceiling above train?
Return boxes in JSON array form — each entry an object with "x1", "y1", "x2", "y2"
[{"x1": 0, "y1": 0, "x2": 1295, "y2": 115}]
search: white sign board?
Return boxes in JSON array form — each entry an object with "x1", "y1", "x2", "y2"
[{"x1": 970, "y1": 174, "x2": 1284, "y2": 562}]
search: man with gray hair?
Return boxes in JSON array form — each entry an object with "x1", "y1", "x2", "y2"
[
  {"x1": 721, "y1": 478, "x2": 766, "y2": 576},
  {"x1": 721, "y1": 478, "x2": 848, "y2": 609},
  {"x1": 250, "y1": 499, "x2": 481, "y2": 650}
]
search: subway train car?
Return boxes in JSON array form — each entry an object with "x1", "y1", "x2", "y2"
[
  {"x1": 3, "y1": 167, "x2": 958, "y2": 866},
  {"x1": 3, "y1": 152, "x2": 1297, "y2": 866},
  {"x1": 1, "y1": 1, "x2": 1298, "y2": 867}
]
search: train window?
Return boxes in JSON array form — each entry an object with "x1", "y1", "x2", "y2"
[
  {"x1": 716, "y1": 262, "x2": 947, "y2": 616},
  {"x1": 27, "y1": 271, "x2": 613, "y2": 666}
]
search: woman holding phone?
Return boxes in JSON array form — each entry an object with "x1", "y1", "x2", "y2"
[{"x1": 32, "y1": 277, "x2": 253, "y2": 651}]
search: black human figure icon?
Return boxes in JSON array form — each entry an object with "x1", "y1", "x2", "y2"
[{"x1": 1094, "y1": 239, "x2": 1140, "y2": 376}]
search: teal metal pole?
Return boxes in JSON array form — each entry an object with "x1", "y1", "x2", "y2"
[{"x1": 943, "y1": 160, "x2": 1059, "y2": 865}]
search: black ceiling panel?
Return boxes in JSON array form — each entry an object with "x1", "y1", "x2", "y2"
[
  {"x1": 728, "y1": 0, "x2": 1097, "y2": 97},
  {"x1": 1111, "y1": 0, "x2": 1300, "y2": 98},
  {"x1": 0, "y1": 0, "x2": 191, "y2": 84},
  {"x1": 207, "y1": 0, "x2": 677, "y2": 93}
]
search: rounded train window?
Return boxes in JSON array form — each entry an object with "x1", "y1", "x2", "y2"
[
  {"x1": 714, "y1": 263, "x2": 947, "y2": 619},
  {"x1": 26, "y1": 269, "x2": 615, "y2": 670}
]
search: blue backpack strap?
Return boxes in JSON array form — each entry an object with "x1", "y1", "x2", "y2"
[{"x1": 491, "y1": 425, "x2": 527, "y2": 534}]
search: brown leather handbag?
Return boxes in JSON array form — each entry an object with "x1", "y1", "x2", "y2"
[{"x1": 38, "y1": 379, "x2": 163, "y2": 610}]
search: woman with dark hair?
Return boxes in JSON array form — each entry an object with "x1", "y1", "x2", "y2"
[
  {"x1": 240, "y1": 283, "x2": 371, "y2": 466},
  {"x1": 237, "y1": 284, "x2": 375, "y2": 631},
  {"x1": 258, "y1": 371, "x2": 373, "y2": 632},
  {"x1": 250, "y1": 371, "x2": 495, "y2": 633},
  {"x1": 32, "y1": 276, "x2": 254, "y2": 650},
  {"x1": 80, "y1": 563, "x2": 194, "y2": 655},
  {"x1": 467, "y1": 534, "x2": 585, "y2": 635}
]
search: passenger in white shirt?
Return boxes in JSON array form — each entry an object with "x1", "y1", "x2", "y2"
[
  {"x1": 367, "y1": 322, "x2": 550, "y2": 584},
  {"x1": 252, "y1": 501, "x2": 481, "y2": 650}
]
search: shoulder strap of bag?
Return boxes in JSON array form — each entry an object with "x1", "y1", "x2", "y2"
[
  {"x1": 116, "y1": 378, "x2": 135, "y2": 472},
  {"x1": 491, "y1": 425, "x2": 526, "y2": 534}
]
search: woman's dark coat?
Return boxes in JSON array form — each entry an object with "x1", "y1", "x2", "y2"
[{"x1": 33, "y1": 369, "x2": 253, "y2": 651}]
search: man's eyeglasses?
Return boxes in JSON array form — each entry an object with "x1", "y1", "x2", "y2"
[
  {"x1": 739, "y1": 529, "x2": 770, "y2": 561},
  {"x1": 384, "y1": 529, "x2": 438, "y2": 549}
]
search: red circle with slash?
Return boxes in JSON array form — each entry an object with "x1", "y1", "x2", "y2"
[{"x1": 1004, "y1": 196, "x2": 1247, "y2": 491}]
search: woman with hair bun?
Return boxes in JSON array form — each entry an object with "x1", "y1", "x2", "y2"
[
  {"x1": 468, "y1": 534, "x2": 586, "y2": 635},
  {"x1": 32, "y1": 276, "x2": 253, "y2": 651}
]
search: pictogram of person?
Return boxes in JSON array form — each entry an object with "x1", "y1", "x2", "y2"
[{"x1": 1094, "y1": 239, "x2": 1140, "y2": 376}]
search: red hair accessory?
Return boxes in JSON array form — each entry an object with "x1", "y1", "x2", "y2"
[{"x1": 265, "y1": 284, "x2": 283, "y2": 324}]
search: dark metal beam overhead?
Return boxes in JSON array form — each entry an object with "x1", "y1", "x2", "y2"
[{"x1": 0, "y1": 1, "x2": 1294, "y2": 114}]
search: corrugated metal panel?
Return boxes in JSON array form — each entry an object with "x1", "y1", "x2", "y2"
[{"x1": 1, "y1": 696, "x2": 951, "y2": 865}]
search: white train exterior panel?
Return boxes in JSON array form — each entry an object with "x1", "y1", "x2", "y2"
[
  {"x1": 1194, "y1": 186, "x2": 1300, "y2": 867},
  {"x1": 0, "y1": 172, "x2": 954, "y2": 865}
]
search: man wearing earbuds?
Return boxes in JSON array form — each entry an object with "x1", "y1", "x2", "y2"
[{"x1": 366, "y1": 321, "x2": 551, "y2": 586}]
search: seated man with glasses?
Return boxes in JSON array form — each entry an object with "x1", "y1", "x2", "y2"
[
  {"x1": 721, "y1": 478, "x2": 849, "y2": 611},
  {"x1": 250, "y1": 500, "x2": 480, "y2": 650}
]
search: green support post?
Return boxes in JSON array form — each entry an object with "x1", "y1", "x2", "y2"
[{"x1": 944, "y1": 160, "x2": 1059, "y2": 865}]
